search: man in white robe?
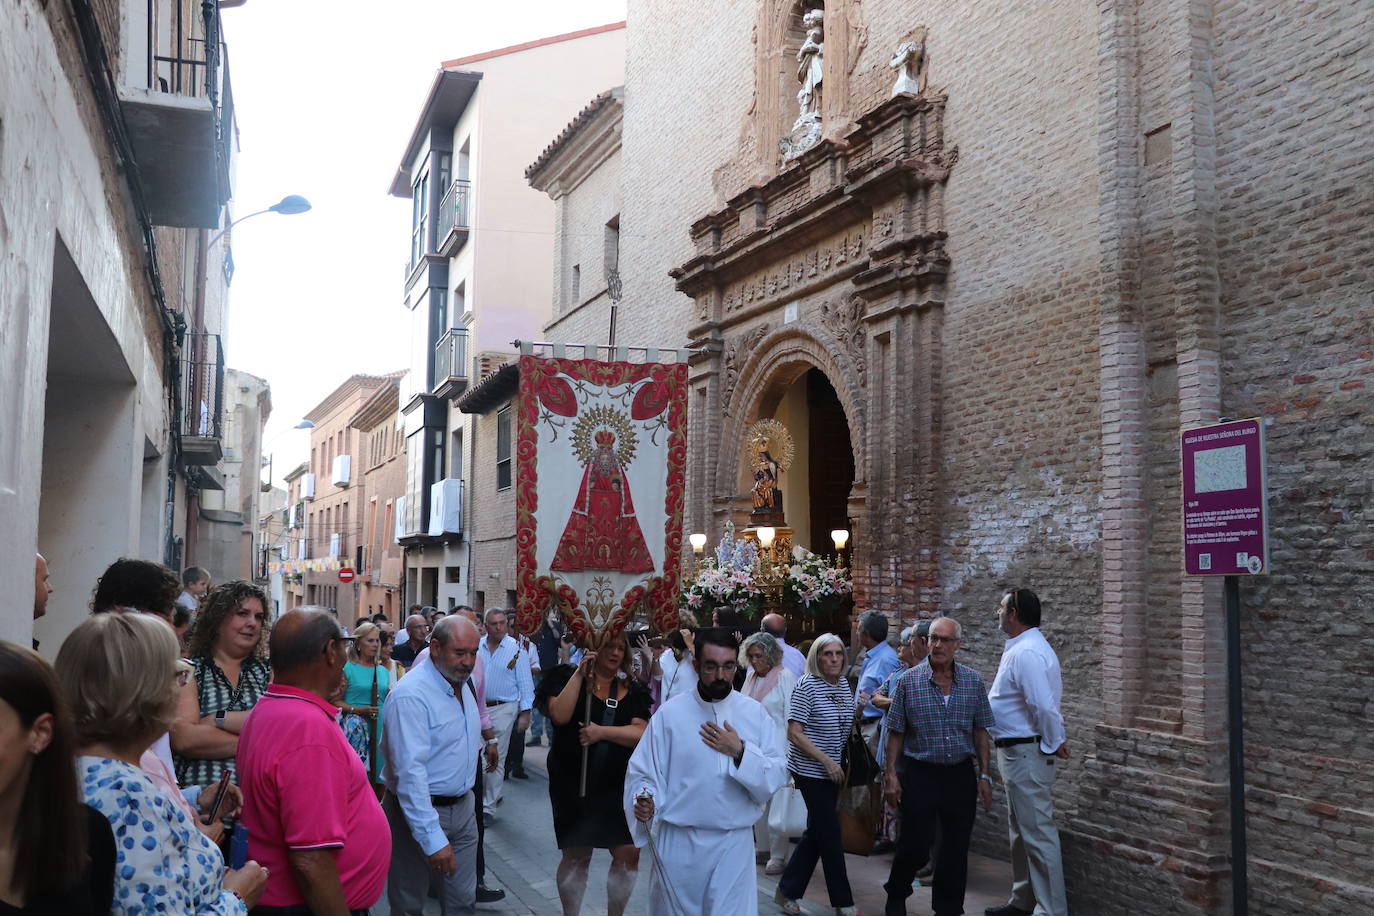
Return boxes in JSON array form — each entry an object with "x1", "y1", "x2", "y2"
[{"x1": 625, "y1": 630, "x2": 788, "y2": 916}]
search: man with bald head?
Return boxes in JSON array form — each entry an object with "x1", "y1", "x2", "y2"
[
  {"x1": 881, "y1": 616, "x2": 995, "y2": 916},
  {"x1": 394, "y1": 613, "x2": 430, "y2": 667},
  {"x1": 382, "y1": 615, "x2": 486, "y2": 915},
  {"x1": 238, "y1": 607, "x2": 391, "y2": 912},
  {"x1": 760, "y1": 613, "x2": 805, "y2": 676}
]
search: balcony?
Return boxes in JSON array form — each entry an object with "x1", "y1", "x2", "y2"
[
  {"x1": 332, "y1": 454, "x2": 352, "y2": 488},
  {"x1": 432, "y1": 328, "x2": 471, "y2": 400},
  {"x1": 180, "y1": 332, "x2": 223, "y2": 466},
  {"x1": 436, "y1": 179, "x2": 472, "y2": 257},
  {"x1": 120, "y1": 0, "x2": 235, "y2": 228},
  {"x1": 427, "y1": 478, "x2": 464, "y2": 537}
]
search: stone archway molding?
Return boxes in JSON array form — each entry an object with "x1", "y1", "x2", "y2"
[{"x1": 715, "y1": 322, "x2": 866, "y2": 497}]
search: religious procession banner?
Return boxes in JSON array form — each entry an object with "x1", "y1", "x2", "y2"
[{"x1": 515, "y1": 354, "x2": 688, "y2": 648}]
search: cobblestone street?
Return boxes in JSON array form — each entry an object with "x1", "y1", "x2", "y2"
[{"x1": 377, "y1": 745, "x2": 1010, "y2": 915}]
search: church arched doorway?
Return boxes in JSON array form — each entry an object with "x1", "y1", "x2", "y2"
[{"x1": 748, "y1": 366, "x2": 855, "y2": 636}]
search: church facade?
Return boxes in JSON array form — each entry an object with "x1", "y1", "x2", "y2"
[{"x1": 529, "y1": 0, "x2": 1374, "y2": 911}]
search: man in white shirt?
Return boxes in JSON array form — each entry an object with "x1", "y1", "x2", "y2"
[
  {"x1": 761, "y1": 613, "x2": 806, "y2": 677},
  {"x1": 985, "y1": 588, "x2": 1069, "y2": 916},
  {"x1": 476, "y1": 608, "x2": 533, "y2": 818},
  {"x1": 626, "y1": 630, "x2": 787, "y2": 915},
  {"x1": 381, "y1": 615, "x2": 485, "y2": 915}
]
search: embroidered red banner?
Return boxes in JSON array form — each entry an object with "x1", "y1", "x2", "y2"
[{"x1": 515, "y1": 355, "x2": 687, "y2": 649}]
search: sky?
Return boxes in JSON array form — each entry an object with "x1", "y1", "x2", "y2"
[{"x1": 220, "y1": 0, "x2": 628, "y2": 489}]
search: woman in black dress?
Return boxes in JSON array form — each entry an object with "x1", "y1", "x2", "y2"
[{"x1": 540, "y1": 632, "x2": 651, "y2": 916}]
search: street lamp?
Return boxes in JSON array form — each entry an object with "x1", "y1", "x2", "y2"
[{"x1": 208, "y1": 194, "x2": 312, "y2": 248}]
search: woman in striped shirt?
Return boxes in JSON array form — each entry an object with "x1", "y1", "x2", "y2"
[{"x1": 775, "y1": 633, "x2": 859, "y2": 916}]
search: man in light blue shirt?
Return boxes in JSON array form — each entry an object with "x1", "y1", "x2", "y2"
[
  {"x1": 382, "y1": 615, "x2": 483, "y2": 915},
  {"x1": 855, "y1": 609, "x2": 901, "y2": 754},
  {"x1": 477, "y1": 608, "x2": 533, "y2": 817}
]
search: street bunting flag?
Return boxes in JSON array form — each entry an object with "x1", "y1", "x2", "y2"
[{"x1": 515, "y1": 354, "x2": 688, "y2": 649}]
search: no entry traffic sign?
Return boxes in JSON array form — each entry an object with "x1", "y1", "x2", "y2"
[
  {"x1": 1180, "y1": 417, "x2": 1269, "y2": 576},
  {"x1": 338, "y1": 567, "x2": 356, "y2": 583}
]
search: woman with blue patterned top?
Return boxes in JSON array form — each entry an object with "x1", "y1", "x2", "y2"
[
  {"x1": 171, "y1": 582, "x2": 271, "y2": 787},
  {"x1": 56, "y1": 612, "x2": 267, "y2": 914}
]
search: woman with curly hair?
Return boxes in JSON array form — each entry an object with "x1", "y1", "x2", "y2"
[{"x1": 171, "y1": 580, "x2": 271, "y2": 786}]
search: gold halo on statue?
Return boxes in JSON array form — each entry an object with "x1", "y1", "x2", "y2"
[
  {"x1": 570, "y1": 406, "x2": 638, "y2": 467},
  {"x1": 746, "y1": 418, "x2": 795, "y2": 471}
]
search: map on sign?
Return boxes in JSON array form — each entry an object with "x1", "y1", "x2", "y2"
[{"x1": 1193, "y1": 444, "x2": 1248, "y2": 493}]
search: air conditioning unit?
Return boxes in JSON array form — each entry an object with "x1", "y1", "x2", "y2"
[
  {"x1": 332, "y1": 454, "x2": 352, "y2": 488},
  {"x1": 301, "y1": 473, "x2": 316, "y2": 500}
]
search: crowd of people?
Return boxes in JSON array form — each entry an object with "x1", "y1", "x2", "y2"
[{"x1": 6, "y1": 552, "x2": 1071, "y2": 916}]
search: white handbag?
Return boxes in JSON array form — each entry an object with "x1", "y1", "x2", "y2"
[{"x1": 768, "y1": 782, "x2": 808, "y2": 836}]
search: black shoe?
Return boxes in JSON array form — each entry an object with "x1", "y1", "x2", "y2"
[
  {"x1": 510, "y1": 768, "x2": 529, "y2": 779},
  {"x1": 872, "y1": 838, "x2": 895, "y2": 854},
  {"x1": 526, "y1": 736, "x2": 542, "y2": 747},
  {"x1": 984, "y1": 906, "x2": 1033, "y2": 916},
  {"x1": 476, "y1": 885, "x2": 505, "y2": 903},
  {"x1": 481, "y1": 811, "x2": 494, "y2": 827}
]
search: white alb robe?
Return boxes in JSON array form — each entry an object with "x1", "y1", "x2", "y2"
[{"x1": 624, "y1": 688, "x2": 788, "y2": 915}]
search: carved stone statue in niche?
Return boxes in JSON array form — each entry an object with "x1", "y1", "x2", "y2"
[
  {"x1": 781, "y1": 7, "x2": 826, "y2": 161},
  {"x1": 795, "y1": 8, "x2": 825, "y2": 125},
  {"x1": 890, "y1": 29, "x2": 928, "y2": 96}
]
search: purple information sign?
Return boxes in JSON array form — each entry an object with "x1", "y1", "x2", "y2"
[{"x1": 1181, "y1": 418, "x2": 1269, "y2": 576}]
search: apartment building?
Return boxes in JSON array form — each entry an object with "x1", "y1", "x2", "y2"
[
  {"x1": 2, "y1": 0, "x2": 255, "y2": 649},
  {"x1": 389, "y1": 23, "x2": 626, "y2": 611},
  {"x1": 196, "y1": 368, "x2": 272, "y2": 583},
  {"x1": 349, "y1": 377, "x2": 407, "y2": 622},
  {"x1": 289, "y1": 374, "x2": 399, "y2": 622}
]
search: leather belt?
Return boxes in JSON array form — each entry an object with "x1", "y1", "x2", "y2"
[
  {"x1": 485, "y1": 699, "x2": 507, "y2": 707},
  {"x1": 431, "y1": 792, "x2": 467, "y2": 807},
  {"x1": 994, "y1": 735, "x2": 1040, "y2": 748}
]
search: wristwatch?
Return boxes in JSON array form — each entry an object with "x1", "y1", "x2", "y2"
[
  {"x1": 978, "y1": 773, "x2": 993, "y2": 783},
  {"x1": 214, "y1": 709, "x2": 227, "y2": 730},
  {"x1": 485, "y1": 738, "x2": 499, "y2": 747}
]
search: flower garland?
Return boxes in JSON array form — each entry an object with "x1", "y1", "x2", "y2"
[
  {"x1": 783, "y1": 545, "x2": 853, "y2": 617},
  {"x1": 679, "y1": 523, "x2": 763, "y2": 619}
]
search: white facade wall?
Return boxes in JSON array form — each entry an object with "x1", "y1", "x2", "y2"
[{"x1": 1, "y1": 1, "x2": 182, "y2": 651}]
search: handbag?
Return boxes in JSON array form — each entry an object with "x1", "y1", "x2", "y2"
[
  {"x1": 768, "y1": 781, "x2": 808, "y2": 837},
  {"x1": 840, "y1": 718, "x2": 879, "y2": 787},
  {"x1": 838, "y1": 783, "x2": 881, "y2": 856}
]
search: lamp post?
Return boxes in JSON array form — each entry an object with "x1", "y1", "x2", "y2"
[{"x1": 207, "y1": 194, "x2": 312, "y2": 248}]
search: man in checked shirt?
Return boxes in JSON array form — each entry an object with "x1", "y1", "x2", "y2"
[{"x1": 881, "y1": 616, "x2": 996, "y2": 916}]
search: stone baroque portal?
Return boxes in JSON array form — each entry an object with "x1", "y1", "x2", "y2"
[{"x1": 673, "y1": 90, "x2": 954, "y2": 614}]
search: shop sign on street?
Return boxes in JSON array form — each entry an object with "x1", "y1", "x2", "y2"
[{"x1": 1180, "y1": 417, "x2": 1270, "y2": 576}]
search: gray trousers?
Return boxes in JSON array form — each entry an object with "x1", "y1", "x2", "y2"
[
  {"x1": 998, "y1": 745, "x2": 1068, "y2": 916},
  {"x1": 383, "y1": 790, "x2": 478, "y2": 916}
]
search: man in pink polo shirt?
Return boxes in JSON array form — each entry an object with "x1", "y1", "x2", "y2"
[{"x1": 238, "y1": 607, "x2": 390, "y2": 914}]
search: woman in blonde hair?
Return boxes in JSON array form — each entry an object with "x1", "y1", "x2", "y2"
[
  {"x1": 340, "y1": 621, "x2": 391, "y2": 782},
  {"x1": 57, "y1": 612, "x2": 267, "y2": 914}
]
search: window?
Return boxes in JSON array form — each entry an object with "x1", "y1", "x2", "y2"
[
  {"x1": 496, "y1": 407, "x2": 512, "y2": 490},
  {"x1": 446, "y1": 566, "x2": 461, "y2": 583},
  {"x1": 604, "y1": 216, "x2": 620, "y2": 280},
  {"x1": 410, "y1": 168, "x2": 430, "y2": 267},
  {"x1": 450, "y1": 429, "x2": 463, "y2": 479},
  {"x1": 570, "y1": 264, "x2": 581, "y2": 309}
]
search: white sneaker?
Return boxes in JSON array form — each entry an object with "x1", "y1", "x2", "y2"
[{"x1": 774, "y1": 889, "x2": 801, "y2": 915}]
